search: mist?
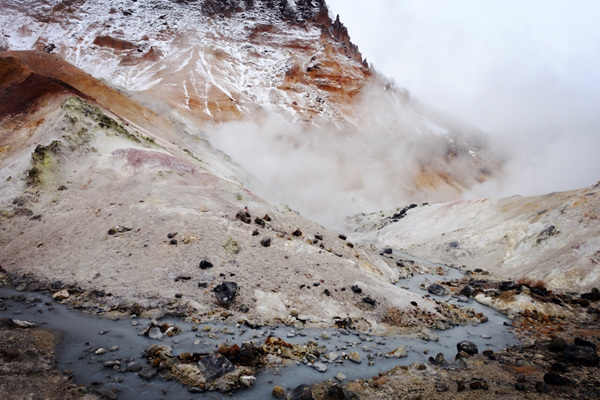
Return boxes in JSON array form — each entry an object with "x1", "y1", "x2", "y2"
[
  {"x1": 327, "y1": 0, "x2": 600, "y2": 199},
  {"x1": 203, "y1": 78, "x2": 487, "y2": 228}
]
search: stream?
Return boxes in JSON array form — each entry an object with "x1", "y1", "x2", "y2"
[{"x1": 0, "y1": 250, "x2": 518, "y2": 399}]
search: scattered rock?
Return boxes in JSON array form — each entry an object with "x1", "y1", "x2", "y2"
[
  {"x1": 499, "y1": 281, "x2": 518, "y2": 291},
  {"x1": 335, "y1": 372, "x2": 346, "y2": 382},
  {"x1": 313, "y1": 361, "x2": 328, "y2": 372},
  {"x1": 199, "y1": 260, "x2": 213, "y2": 270},
  {"x1": 126, "y1": 361, "x2": 142, "y2": 372},
  {"x1": 260, "y1": 237, "x2": 271, "y2": 247},
  {"x1": 138, "y1": 367, "x2": 157, "y2": 380},
  {"x1": 52, "y1": 289, "x2": 70, "y2": 300},
  {"x1": 574, "y1": 337, "x2": 597, "y2": 349},
  {"x1": 148, "y1": 326, "x2": 164, "y2": 340},
  {"x1": 427, "y1": 284, "x2": 447, "y2": 296},
  {"x1": 292, "y1": 229, "x2": 303, "y2": 237},
  {"x1": 289, "y1": 384, "x2": 313, "y2": 400},
  {"x1": 460, "y1": 285, "x2": 475, "y2": 297},
  {"x1": 272, "y1": 385, "x2": 286, "y2": 398},
  {"x1": 563, "y1": 345, "x2": 600, "y2": 366},
  {"x1": 362, "y1": 296, "x2": 376, "y2": 305},
  {"x1": 199, "y1": 351, "x2": 235, "y2": 381},
  {"x1": 215, "y1": 281, "x2": 238, "y2": 306},
  {"x1": 236, "y1": 208, "x2": 251, "y2": 224},
  {"x1": 348, "y1": 352, "x2": 361, "y2": 363},
  {"x1": 167, "y1": 232, "x2": 178, "y2": 239},
  {"x1": 350, "y1": 285, "x2": 362, "y2": 294},
  {"x1": 544, "y1": 372, "x2": 571, "y2": 386},
  {"x1": 457, "y1": 341, "x2": 478, "y2": 355},
  {"x1": 549, "y1": 336, "x2": 568, "y2": 352},
  {"x1": 390, "y1": 345, "x2": 407, "y2": 358},
  {"x1": 239, "y1": 375, "x2": 256, "y2": 387}
]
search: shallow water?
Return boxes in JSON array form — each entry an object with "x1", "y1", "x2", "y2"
[{"x1": 0, "y1": 254, "x2": 518, "y2": 399}]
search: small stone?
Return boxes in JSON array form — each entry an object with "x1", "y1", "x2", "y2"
[
  {"x1": 350, "y1": 285, "x2": 362, "y2": 294},
  {"x1": 313, "y1": 362, "x2": 328, "y2": 372},
  {"x1": 138, "y1": 367, "x2": 157, "y2": 380},
  {"x1": 52, "y1": 289, "x2": 70, "y2": 300},
  {"x1": 109, "y1": 346, "x2": 119, "y2": 352},
  {"x1": 457, "y1": 340, "x2": 478, "y2": 355},
  {"x1": 148, "y1": 327, "x2": 163, "y2": 340},
  {"x1": 167, "y1": 232, "x2": 178, "y2": 239},
  {"x1": 239, "y1": 375, "x2": 256, "y2": 387},
  {"x1": 321, "y1": 331, "x2": 331, "y2": 340},
  {"x1": 272, "y1": 385, "x2": 285, "y2": 398},
  {"x1": 427, "y1": 283, "x2": 447, "y2": 296},
  {"x1": 362, "y1": 296, "x2": 376, "y2": 305},
  {"x1": 126, "y1": 361, "x2": 142, "y2": 372},
  {"x1": 289, "y1": 384, "x2": 312, "y2": 400},
  {"x1": 348, "y1": 352, "x2": 361, "y2": 363},
  {"x1": 199, "y1": 260, "x2": 213, "y2": 269},
  {"x1": 260, "y1": 237, "x2": 271, "y2": 247},
  {"x1": 460, "y1": 285, "x2": 475, "y2": 297},
  {"x1": 95, "y1": 348, "x2": 107, "y2": 355},
  {"x1": 215, "y1": 281, "x2": 238, "y2": 306},
  {"x1": 199, "y1": 351, "x2": 235, "y2": 381},
  {"x1": 335, "y1": 372, "x2": 346, "y2": 382},
  {"x1": 390, "y1": 345, "x2": 407, "y2": 358},
  {"x1": 328, "y1": 352, "x2": 339, "y2": 361},
  {"x1": 549, "y1": 336, "x2": 567, "y2": 352},
  {"x1": 544, "y1": 372, "x2": 570, "y2": 386}
]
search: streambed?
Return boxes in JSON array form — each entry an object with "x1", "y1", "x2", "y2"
[{"x1": 0, "y1": 255, "x2": 518, "y2": 399}]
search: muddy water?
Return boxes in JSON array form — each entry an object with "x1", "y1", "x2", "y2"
[{"x1": 0, "y1": 255, "x2": 518, "y2": 399}]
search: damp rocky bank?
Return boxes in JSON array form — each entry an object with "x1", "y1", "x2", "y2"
[{"x1": 1, "y1": 253, "x2": 600, "y2": 400}]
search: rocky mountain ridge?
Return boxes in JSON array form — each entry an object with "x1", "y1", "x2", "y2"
[{"x1": 1, "y1": 0, "x2": 498, "y2": 208}]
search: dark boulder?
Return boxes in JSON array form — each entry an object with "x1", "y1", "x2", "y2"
[
  {"x1": 235, "y1": 208, "x2": 251, "y2": 224},
  {"x1": 289, "y1": 384, "x2": 314, "y2": 400},
  {"x1": 574, "y1": 337, "x2": 597, "y2": 349},
  {"x1": 199, "y1": 260, "x2": 213, "y2": 270},
  {"x1": 214, "y1": 281, "x2": 238, "y2": 306},
  {"x1": 563, "y1": 344, "x2": 600, "y2": 366},
  {"x1": 581, "y1": 287, "x2": 600, "y2": 301},
  {"x1": 460, "y1": 285, "x2": 475, "y2": 297},
  {"x1": 499, "y1": 281, "x2": 518, "y2": 291},
  {"x1": 260, "y1": 237, "x2": 271, "y2": 247},
  {"x1": 427, "y1": 283, "x2": 447, "y2": 296},
  {"x1": 362, "y1": 296, "x2": 376, "y2": 306},
  {"x1": 456, "y1": 341, "x2": 478, "y2": 355},
  {"x1": 548, "y1": 336, "x2": 568, "y2": 352},
  {"x1": 292, "y1": 229, "x2": 303, "y2": 237},
  {"x1": 543, "y1": 372, "x2": 571, "y2": 386},
  {"x1": 350, "y1": 285, "x2": 362, "y2": 294},
  {"x1": 234, "y1": 342, "x2": 264, "y2": 366},
  {"x1": 199, "y1": 351, "x2": 235, "y2": 381}
]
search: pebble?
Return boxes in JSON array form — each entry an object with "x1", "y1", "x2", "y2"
[
  {"x1": 348, "y1": 352, "x2": 361, "y2": 363},
  {"x1": 52, "y1": 290, "x2": 70, "y2": 300},
  {"x1": 390, "y1": 345, "x2": 408, "y2": 358},
  {"x1": 313, "y1": 362, "x2": 328, "y2": 373},
  {"x1": 321, "y1": 332, "x2": 331, "y2": 340},
  {"x1": 95, "y1": 348, "x2": 107, "y2": 355},
  {"x1": 336, "y1": 372, "x2": 346, "y2": 382},
  {"x1": 239, "y1": 375, "x2": 256, "y2": 387},
  {"x1": 148, "y1": 327, "x2": 163, "y2": 340}
]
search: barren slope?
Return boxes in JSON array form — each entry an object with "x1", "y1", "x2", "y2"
[
  {"x1": 348, "y1": 186, "x2": 600, "y2": 292},
  {"x1": 0, "y1": 51, "x2": 455, "y2": 330}
]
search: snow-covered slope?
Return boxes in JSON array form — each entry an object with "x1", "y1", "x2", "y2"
[
  {"x1": 347, "y1": 185, "x2": 600, "y2": 291},
  {"x1": 0, "y1": 0, "x2": 499, "y2": 216}
]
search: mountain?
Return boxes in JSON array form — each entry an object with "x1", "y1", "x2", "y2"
[{"x1": 1, "y1": 0, "x2": 498, "y2": 223}]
